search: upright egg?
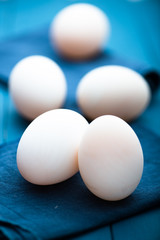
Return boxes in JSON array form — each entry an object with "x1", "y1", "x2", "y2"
[
  {"x1": 9, "y1": 55, "x2": 67, "y2": 120},
  {"x1": 78, "y1": 115, "x2": 143, "y2": 201},
  {"x1": 17, "y1": 109, "x2": 88, "y2": 185},
  {"x1": 50, "y1": 3, "x2": 110, "y2": 60},
  {"x1": 77, "y1": 65, "x2": 151, "y2": 122}
]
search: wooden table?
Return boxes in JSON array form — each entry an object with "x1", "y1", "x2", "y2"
[{"x1": 0, "y1": 0, "x2": 160, "y2": 239}]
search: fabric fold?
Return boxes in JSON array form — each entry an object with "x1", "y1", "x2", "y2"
[
  {"x1": 0, "y1": 26, "x2": 159, "y2": 94},
  {"x1": 0, "y1": 124, "x2": 160, "y2": 239},
  {"x1": 0, "y1": 25, "x2": 160, "y2": 239}
]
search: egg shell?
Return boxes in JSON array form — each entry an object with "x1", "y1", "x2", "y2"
[
  {"x1": 9, "y1": 55, "x2": 67, "y2": 120},
  {"x1": 77, "y1": 65, "x2": 151, "y2": 122},
  {"x1": 78, "y1": 115, "x2": 144, "y2": 201},
  {"x1": 50, "y1": 3, "x2": 110, "y2": 60},
  {"x1": 17, "y1": 109, "x2": 88, "y2": 185}
]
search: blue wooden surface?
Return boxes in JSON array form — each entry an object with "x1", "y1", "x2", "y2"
[{"x1": 0, "y1": 0, "x2": 160, "y2": 239}]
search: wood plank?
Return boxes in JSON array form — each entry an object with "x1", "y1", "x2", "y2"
[
  {"x1": 0, "y1": 1, "x2": 160, "y2": 240},
  {"x1": 0, "y1": 0, "x2": 18, "y2": 40},
  {"x1": 0, "y1": 0, "x2": 69, "y2": 41},
  {"x1": 128, "y1": 0, "x2": 160, "y2": 71},
  {"x1": 0, "y1": 88, "x2": 3, "y2": 144},
  {"x1": 100, "y1": 0, "x2": 154, "y2": 66}
]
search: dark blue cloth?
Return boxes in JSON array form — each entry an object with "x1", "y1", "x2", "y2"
[
  {"x1": 0, "y1": 26, "x2": 160, "y2": 239},
  {"x1": 0, "y1": 124, "x2": 160, "y2": 239},
  {"x1": 0, "y1": 26, "x2": 159, "y2": 93}
]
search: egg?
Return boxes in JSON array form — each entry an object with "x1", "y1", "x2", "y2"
[
  {"x1": 77, "y1": 65, "x2": 151, "y2": 122},
  {"x1": 50, "y1": 3, "x2": 110, "y2": 60},
  {"x1": 17, "y1": 109, "x2": 88, "y2": 185},
  {"x1": 9, "y1": 55, "x2": 67, "y2": 120},
  {"x1": 78, "y1": 115, "x2": 143, "y2": 201}
]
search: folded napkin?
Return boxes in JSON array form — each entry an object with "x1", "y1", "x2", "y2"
[
  {"x1": 0, "y1": 124, "x2": 160, "y2": 239},
  {"x1": 0, "y1": 26, "x2": 160, "y2": 239}
]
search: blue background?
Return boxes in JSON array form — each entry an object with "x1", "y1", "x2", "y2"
[{"x1": 0, "y1": 0, "x2": 160, "y2": 239}]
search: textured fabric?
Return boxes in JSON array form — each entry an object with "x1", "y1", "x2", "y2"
[
  {"x1": 0, "y1": 124, "x2": 160, "y2": 239},
  {"x1": 0, "y1": 26, "x2": 159, "y2": 93},
  {"x1": 0, "y1": 26, "x2": 160, "y2": 239}
]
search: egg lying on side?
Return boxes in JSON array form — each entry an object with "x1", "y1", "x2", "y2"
[
  {"x1": 9, "y1": 55, "x2": 67, "y2": 120},
  {"x1": 17, "y1": 109, "x2": 88, "y2": 185},
  {"x1": 50, "y1": 3, "x2": 110, "y2": 60},
  {"x1": 78, "y1": 115, "x2": 144, "y2": 201},
  {"x1": 77, "y1": 65, "x2": 151, "y2": 122}
]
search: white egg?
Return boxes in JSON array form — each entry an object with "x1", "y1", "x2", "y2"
[
  {"x1": 77, "y1": 65, "x2": 151, "y2": 121},
  {"x1": 17, "y1": 109, "x2": 88, "y2": 185},
  {"x1": 78, "y1": 115, "x2": 143, "y2": 201},
  {"x1": 9, "y1": 55, "x2": 67, "y2": 120},
  {"x1": 50, "y1": 3, "x2": 110, "y2": 60}
]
